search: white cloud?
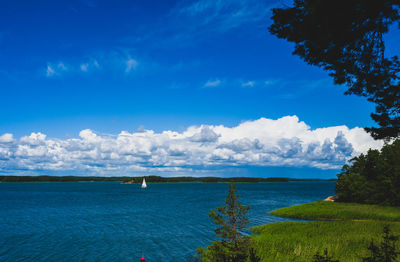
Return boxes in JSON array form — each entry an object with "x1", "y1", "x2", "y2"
[
  {"x1": 45, "y1": 62, "x2": 68, "y2": 77},
  {"x1": 190, "y1": 126, "x2": 220, "y2": 142},
  {"x1": 242, "y1": 81, "x2": 255, "y2": 87},
  {"x1": 0, "y1": 116, "x2": 384, "y2": 175},
  {"x1": 46, "y1": 65, "x2": 56, "y2": 77},
  {"x1": 20, "y1": 132, "x2": 47, "y2": 146},
  {"x1": 0, "y1": 133, "x2": 14, "y2": 143},
  {"x1": 204, "y1": 79, "x2": 221, "y2": 87},
  {"x1": 45, "y1": 53, "x2": 137, "y2": 77},
  {"x1": 125, "y1": 58, "x2": 138, "y2": 72},
  {"x1": 80, "y1": 60, "x2": 101, "y2": 72}
]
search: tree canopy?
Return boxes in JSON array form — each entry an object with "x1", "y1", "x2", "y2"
[
  {"x1": 335, "y1": 139, "x2": 400, "y2": 206},
  {"x1": 269, "y1": 0, "x2": 400, "y2": 139}
]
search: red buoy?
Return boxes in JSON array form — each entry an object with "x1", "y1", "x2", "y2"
[{"x1": 140, "y1": 256, "x2": 145, "y2": 261}]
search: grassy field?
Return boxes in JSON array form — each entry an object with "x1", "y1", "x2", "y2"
[
  {"x1": 251, "y1": 201, "x2": 400, "y2": 261},
  {"x1": 269, "y1": 200, "x2": 400, "y2": 221},
  {"x1": 251, "y1": 221, "x2": 400, "y2": 262}
]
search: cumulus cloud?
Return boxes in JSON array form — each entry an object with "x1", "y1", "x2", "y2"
[
  {"x1": 0, "y1": 116, "x2": 383, "y2": 175},
  {"x1": 190, "y1": 126, "x2": 220, "y2": 142},
  {"x1": 0, "y1": 133, "x2": 14, "y2": 143}
]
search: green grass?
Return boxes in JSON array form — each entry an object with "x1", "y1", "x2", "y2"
[
  {"x1": 269, "y1": 200, "x2": 400, "y2": 221},
  {"x1": 249, "y1": 201, "x2": 400, "y2": 261},
  {"x1": 251, "y1": 221, "x2": 400, "y2": 262}
]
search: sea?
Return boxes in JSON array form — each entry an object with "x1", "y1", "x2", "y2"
[{"x1": 0, "y1": 181, "x2": 335, "y2": 261}]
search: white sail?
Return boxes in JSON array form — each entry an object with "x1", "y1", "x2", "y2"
[{"x1": 141, "y1": 178, "x2": 147, "y2": 188}]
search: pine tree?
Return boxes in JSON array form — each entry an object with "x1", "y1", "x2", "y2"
[
  {"x1": 209, "y1": 183, "x2": 250, "y2": 247},
  {"x1": 198, "y1": 183, "x2": 251, "y2": 261}
]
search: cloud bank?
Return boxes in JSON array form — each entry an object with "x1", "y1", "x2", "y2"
[{"x1": 0, "y1": 116, "x2": 382, "y2": 176}]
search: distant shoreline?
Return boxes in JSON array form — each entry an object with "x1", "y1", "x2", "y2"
[{"x1": 0, "y1": 175, "x2": 336, "y2": 183}]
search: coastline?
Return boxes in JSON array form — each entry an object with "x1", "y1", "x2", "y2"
[{"x1": 1, "y1": 175, "x2": 338, "y2": 183}]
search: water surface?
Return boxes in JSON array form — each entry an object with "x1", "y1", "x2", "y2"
[{"x1": 0, "y1": 181, "x2": 335, "y2": 261}]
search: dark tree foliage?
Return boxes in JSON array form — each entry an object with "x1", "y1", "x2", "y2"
[
  {"x1": 335, "y1": 139, "x2": 400, "y2": 206},
  {"x1": 209, "y1": 183, "x2": 250, "y2": 245},
  {"x1": 122, "y1": 176, "x2": 290, "y2": 184},
  {"x1": 269, "y1": 0, "x2": 400, "y2": 139},
  {"x1": 197, "y1": 183, "x2": 252, "y2": 262},
  {"x1": 313, "y1": 249, "x2": 339, "y2": 262},
  {"x1": 363, "y1": 226, "x2": 400, "y2": 262},
  {"x1": 0, "y1": 175, "x2": 131, "y2": 183},
  {"x1": 248, "y1": 247, "x2": 261, "y2": 262}
]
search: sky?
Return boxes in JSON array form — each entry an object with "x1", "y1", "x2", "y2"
[{"x1": 0, "y1": 0, "x2": 398, "y2": 178}]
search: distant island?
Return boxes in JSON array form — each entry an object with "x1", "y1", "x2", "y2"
[
  {"x1": 122, "y1": 176, "x2": 292, "y2": 184},
  {"x1": 0, "y1": 175, "x2": 336, "y2": 183}
]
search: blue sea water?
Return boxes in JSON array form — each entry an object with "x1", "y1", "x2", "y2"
[{"x1": 0, "y1": 181, "x2": 335, "y2": 261}]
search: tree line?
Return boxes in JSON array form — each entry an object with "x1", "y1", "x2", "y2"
[
  {"x1": 335, "y1": 139, "x2": 400, "y2": 206},
  {"x1": 0, "y1": 175, "x2": 290, "y2": 183}
]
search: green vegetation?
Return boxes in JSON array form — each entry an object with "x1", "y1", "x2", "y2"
[
  {"x1": 251, "y1": 221, "x2": 400, "y2": 262},
  {"x1": 313, "y1": 249, "x2": 339, "y2": 262},
  {"x1": 199, "y1": 177, "x2": 289, "y2": 183},
  {"x1": 335, "y1": 139, "x2": 400, "y2": 206},
  {"x1": 197, "y1": 183, "x2": 261, "y2": 262},
  {"x1": 0, "y1": 175, "x2": 291, "y2": 183},
  {"x1": 252, "y1": 201, "x2": 400, "y2": 261},
  {"x1": 124, "y1": 176, "x2": 290, "y2": 184},
  {"x1": 198, "y1": 196, "x2": 400, "y2": 261},
  {"x1": 270, "y1": 201, "x2": 400, "y2": 222},
  {"x1": 363, "y1": 225, "x2": 400, "y2": 262},
  {"x1": 0, "y1": 175, "x2": 129, "y2": 183}
]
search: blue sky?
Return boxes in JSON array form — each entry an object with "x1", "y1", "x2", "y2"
[{"x1": 0, "y1": 0, "x2": 396, "y2": 177}]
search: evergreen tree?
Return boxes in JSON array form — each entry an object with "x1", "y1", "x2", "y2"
[
  {"x1": 197, "y1": 183, "x2": 251, "y2": 262},
  {"x1": 363, "y1": 226, "x2": 400, "y2": 262},
  {"x1": 209, "y1": 183, "x2": 250, "y2": 246}
]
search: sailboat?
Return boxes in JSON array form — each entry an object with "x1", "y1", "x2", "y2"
[{"x1": 141, "y1": 178, "x2": 147, "y2": 188}]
